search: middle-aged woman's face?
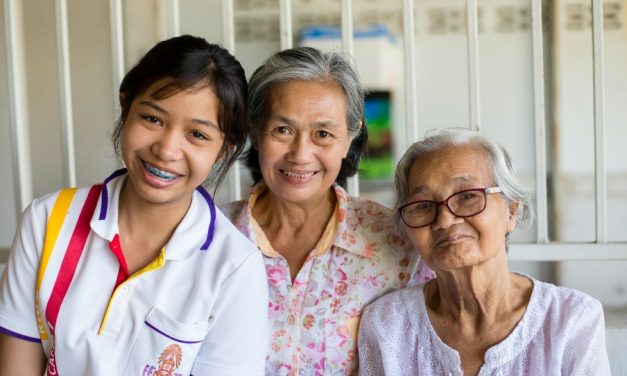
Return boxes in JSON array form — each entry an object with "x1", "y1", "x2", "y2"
[
  {"x1": 404, "y1": 144, "x2": 517, "y2": 272},
  {"x1": 258, "y1": 79, "x2": 352, "y2": 205}
]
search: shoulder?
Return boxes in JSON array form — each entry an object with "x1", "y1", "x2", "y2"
[
  {"x1": 212, "y1": 207, "x2": 259, "y2": 259},
  {"x1": 527, "y1": 278, "x2": 604, "y2": 332},
  {"x1": 218, "y1": 199, "x2": 247, "y2": 222},
  {"x1": 362, "y1": 286, "x2": 419, "y2": 330}
]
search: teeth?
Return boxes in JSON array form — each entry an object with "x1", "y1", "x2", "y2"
[
  {"x1": 144, "y1": 162, "x2": 177, "y2": 180},
  {"x1": 282, "y1": 170, "x2": 315, "y2": 178}
]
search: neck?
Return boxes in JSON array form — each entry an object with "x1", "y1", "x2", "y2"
[
  {"x1": 428, "y1": 252, "x2": 523, "y2": 322},
  {"x1": 118, "y1": 180, "x2": 191, "y2": 248},
  {"x1": 253, "y1": 187, "x2": 336, "y2": 232}
]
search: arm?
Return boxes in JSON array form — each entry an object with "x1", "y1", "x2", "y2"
[
  {"x1": 191, "y1": 251, "x2": 269, "y2": 376},
  {"x1": 563, "y1": 298, "x2": 611, "y2": 376},
  {"x1": 357, "y1": 305, "x2": 386, "y2": 376},
  {"x1": 0, "y1": 201, "x2": 47, "y2": 375},
  {"x1": 0, "y1": 332, "x2": 45, "y2": 375}
]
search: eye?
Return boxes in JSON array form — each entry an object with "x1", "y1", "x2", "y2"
[
  {"x1": 268, "y1": 126, "x2": 293, "y2": 140},
  {"x1": 141, "y1": 115, "x2": 161, "y2": 125},
  {"x1": 191, "y1": 130, "x2": 208, "y2": 140},
  {"x1": 317, "y1": 130, "x2": 330, "y2": 138}
]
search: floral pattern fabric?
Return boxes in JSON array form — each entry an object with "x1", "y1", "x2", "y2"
[{"x1": 221, "y1": 183, "x2": 434, "y2": 376}]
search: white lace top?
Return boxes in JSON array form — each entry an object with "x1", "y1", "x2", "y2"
[{"x1": 358, "y1": 276, "x2": 611, "y2": 376}]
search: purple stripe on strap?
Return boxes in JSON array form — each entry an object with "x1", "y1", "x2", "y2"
[
  {"x1": 144, "y1": 321, "x2": 204, "y2": 344},
  {"x1": 195, "y1": 186, "x2": 216, "y2": 251},
  {"x1": 99, "y1": 168, "x2": 127, "y2": 220},
  {"x1": 0, "y1": 325, "x2": 41, "y2": 343}
]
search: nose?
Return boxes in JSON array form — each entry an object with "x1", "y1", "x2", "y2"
[
  {"x1": 287, "y1": 133, "x2": 314, "y2": 163},
  {"x1": 151, "y1": 129, "x2": 183, "y2": 161},
  {"x1": 430, "y1": 203, "x2": 464, "y2": 231}
]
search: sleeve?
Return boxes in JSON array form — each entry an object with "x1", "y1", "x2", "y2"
[
  {"x1": 357, "y1": 304, "x2": 386, "y2": 376},
  {"x1": 0, "y1": 201, "x2": 45, "y2": 342},
  {"x1": 191, "y1": 250, "x2": 269, "y2": 376},
  {"x1": 562, "y1": 297, "x2": 611, "y2": 376}
]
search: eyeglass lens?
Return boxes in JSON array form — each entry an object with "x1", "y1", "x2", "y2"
[{"x1": 401, "y1": 189, "x2": 487, "y2": 227}]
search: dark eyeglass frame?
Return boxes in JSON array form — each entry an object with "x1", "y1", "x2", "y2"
[{"x1": 399, "y1": 187, "x2": 503, "y2": 228}]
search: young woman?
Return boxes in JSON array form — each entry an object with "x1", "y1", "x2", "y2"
[{"x1": 0, "y1": 35, "x2": 268, "y2": 376}]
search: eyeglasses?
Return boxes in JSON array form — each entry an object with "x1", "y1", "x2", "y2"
[{"x1": 399, "y1": 187, "x2": 503, "y2": 228}]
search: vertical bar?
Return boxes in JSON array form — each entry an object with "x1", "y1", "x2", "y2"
[
  {"x1": 592, "y1": 0, "x2": 607, "y2": 243},
  {"x1": 279, "y1": 0, "x2": 292, "y2": 49},
  {"x1": 341, "y1": 0, "x2": 359, "y2": 196},
  {"x1": 403, "y1": 0, "x2": 418, "y2": 145},
  {"x1": 465, "y1": 0, "x2": 481, "y2": 131},
  {"x1": 3, "y1": 0, "x2": 33, "y2": 214},
  {"x1": 222, "y1": 0, "x2": 235, "y2": 52},
  {"x1": 165, "y1": 0, "x2": 180, "y2": 38},
  {"x1": 109, "y1": 0, "x2": 124, "y2": 108},
  {"x1": 55, "y1": 0, "x2": 77, "y2": 187},
  {"x1": 531, "y1": 0, "x2": 548, "y2": 243},
  {"x1": 222, "y1": 0, "x2": 242, "y2": 201}
]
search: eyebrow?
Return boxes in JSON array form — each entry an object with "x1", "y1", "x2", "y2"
[
  {"x1": 409, "y1": 175, "x2": 476, "y2": 195},
  {"x1": 139, "y1": 100, "x2": 220, "y2": 131},
  {"x1": 271, "y1": 115, "x2": 342, "y2": 129}
]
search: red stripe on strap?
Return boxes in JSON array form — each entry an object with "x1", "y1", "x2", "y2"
[{"x1": 45, "y1": 184, "x2": 102, "y2": 335}]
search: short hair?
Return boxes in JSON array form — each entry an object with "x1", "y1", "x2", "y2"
[
  {"x1": 393, "y1": 128, "x2": 534, "y2": 234},
  {"x1": 243, "y1": 46, "x2": 367, "y2": 187},
  {"x1": 112, "y1": 35, "x2": 248, "y2": 190}
]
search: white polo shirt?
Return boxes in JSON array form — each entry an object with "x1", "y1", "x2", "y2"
[{"x1": 0, "y1": 172, "x2": 269, "y2": 375}]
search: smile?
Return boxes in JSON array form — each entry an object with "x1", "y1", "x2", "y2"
[
  {"x1": 143, "y1": 162, "x2": 180, "y2": 181},
  {"x1": 280, "y1": 169, "x2": 317, "y2": 178}
]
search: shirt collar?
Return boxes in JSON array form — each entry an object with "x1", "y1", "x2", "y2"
[
  {"x1": 239, "y1": 181, "x2": 373, "y2": 259},
  {"x1": 91, "y1": 169, "x2": 216, "y2": 260}
]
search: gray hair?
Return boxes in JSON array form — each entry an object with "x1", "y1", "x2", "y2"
[
  {"x1": 247, "y1": 46, "x2": 364, "y2": 142},
  {"x1": 393, "y1": 128, "x2": 534, "y2": 234}
]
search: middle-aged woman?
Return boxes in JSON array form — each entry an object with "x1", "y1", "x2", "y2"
[
  {"x1": 358, "y1": 128, "x2": 611, "y2": 375},
  {"x1": 221, "y1": 47, "x2": 433, "y2": 375}
]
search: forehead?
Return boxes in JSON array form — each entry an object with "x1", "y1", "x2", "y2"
[
  {"x1": 408, "y1": 144, "x2": 494, "y2": 193},
  {"x1": 268, "y1": 80, "x2": 347, "y2": 115}
]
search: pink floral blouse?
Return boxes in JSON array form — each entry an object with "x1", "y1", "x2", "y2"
[{"x1": 221, "y1": 183, "x2": 434, "y2": 376}]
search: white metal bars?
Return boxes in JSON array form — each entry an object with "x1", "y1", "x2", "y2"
[
  {"x1": 3, "y1": 0, "x2": 32, "y2": 215},
  {"x1": 222, "y1": 0, "x2": 243, "y2": 201},
  {"x1": 109, "y1": 0, "x2": 125, "y2": 109},
  {"x1": 55, "y1": 0, "x2": 77, "y2": 188},
  {"x1": 165, "y1": 0, "x2": 180, "y2": 38},
  {"x1": 466, "y1": 0, "x2": 481, "y2": 131},
  {"x1": 531, "y1": 0, "x2": 548, "y2": 243},
  {"x1": 403, "y1": 0, "x2": 418, "y2": 146},
  {"x1": 592, "y1": 0, "x2": 607, "y2": 243},
  {"x1": 280, "y1": 0, "x2": 293, "y2": 49},
  {"x1": 341, "y1": 0, "x2": 359, "y2": 196}
]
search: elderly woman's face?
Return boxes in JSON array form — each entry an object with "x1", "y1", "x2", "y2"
[
  {"x1": 404, "y1": 145, "x2": 517, "y2": 272},
  {"x1": 257, "y1": 80, "x2": 351, "y2": 205}
]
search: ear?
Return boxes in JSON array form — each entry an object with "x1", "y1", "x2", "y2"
[
  {"x1": 506, "y1": 201, "x2": 518, "y2": 233},
  {"x1": 216, "y1": 143, "x2": 233, "y2": 163}
]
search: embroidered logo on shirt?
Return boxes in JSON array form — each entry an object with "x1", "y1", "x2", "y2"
[{"x1": 142, "y1": 344, "x2": 183, "y2": 376}]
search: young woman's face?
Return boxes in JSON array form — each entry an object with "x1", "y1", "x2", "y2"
[
  {"x1": 120, "y1": 82, "x2": 224, "y2": 209},
  {"x1": 257, "y1": 80, "x2": 352, "y2": 206}
]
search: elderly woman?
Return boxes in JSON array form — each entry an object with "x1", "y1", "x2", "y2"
[
  {"x1": 358, "y1": 129, "x2": 610, "y2": 375},
  {"x1": 221, "y1": 47, "x2": 432, "y2": 375}
]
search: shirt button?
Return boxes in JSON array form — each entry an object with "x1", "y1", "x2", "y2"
[{"x1": 119, "y1": 285, "x2": 129, "y2": 294}]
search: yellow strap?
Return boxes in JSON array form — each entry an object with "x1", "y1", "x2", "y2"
[{"x1": 35, "y1": 188, "x2": 77, "y2": 341}]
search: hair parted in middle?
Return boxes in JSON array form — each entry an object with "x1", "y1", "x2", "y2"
[{"x1": 243, "y1": 46, "x2": 368, "y2": 187}]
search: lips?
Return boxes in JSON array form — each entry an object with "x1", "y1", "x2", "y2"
[
  {"x1": 143, "y1": 161, "x2": 181, "y2": 181},
  {"x1": 435, "y1": 233, "x2": 471, "y2": 247},
  {"x1": 279, "y1": 169, "x2": 317, "y2": 178}
]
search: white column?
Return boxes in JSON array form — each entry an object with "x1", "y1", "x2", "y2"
[
  {"x1": 55, "y1": 0, "x2": 77, "y2": 187},
  {"x1": 3, "y1": 0, "x2": 33, "y2": 214}
]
